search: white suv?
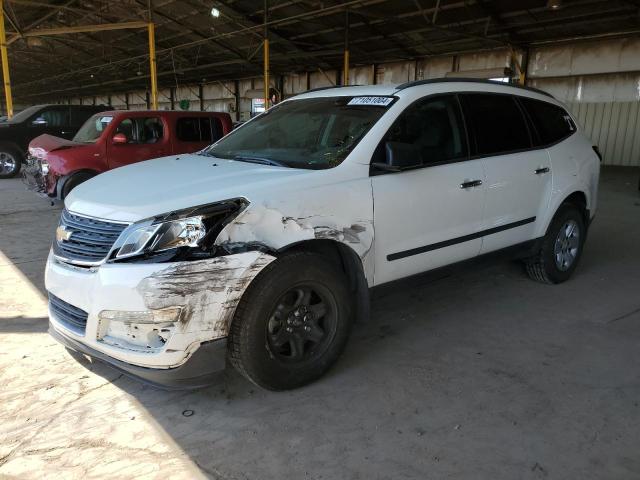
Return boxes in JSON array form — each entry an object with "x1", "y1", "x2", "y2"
[{"x1": 46, "y1": 80, "x2": 600, "y2": 390}]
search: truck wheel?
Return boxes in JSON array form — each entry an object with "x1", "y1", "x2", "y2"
[
  {"x1": 525, "y1": 203, "x2": 586, "y2": 284},
  {"x1": 228, "y1": 251, "x2": 353, "y2": 390},
  {"x1": 0, "y1": 145, "x2": 22, "y2": 179},
  {"x1": 61, "y1": 171, "x2": 96, "y2": 199}
]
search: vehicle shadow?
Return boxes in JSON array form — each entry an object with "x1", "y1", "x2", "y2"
[{"x1": 0, "y1": 316, "x2": 49, "y2": 333}]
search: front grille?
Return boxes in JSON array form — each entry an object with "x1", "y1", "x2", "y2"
[
  {"x1": 49, "y1": 293, "x2": 88, "y2": 334},
  {"x1": 54, "y1": 209, "x2": 129, "y2": 264}
]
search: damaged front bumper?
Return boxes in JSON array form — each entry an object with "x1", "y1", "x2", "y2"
[
  {"x1": 50, "y1": 325, "x2": 227, "y2": 389},
  {"x1": 45, "y1": 249, "x2": 275, "y2": 388},
  {"x1": 21, "y1": 155, "x2": 57, "y2": 198}
]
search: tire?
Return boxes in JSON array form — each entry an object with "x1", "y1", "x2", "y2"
[
  {"x1": 0, "y1": 144, "x2": 23, "y2": 179},
  {"x1": 525, "y1": 203, "x2": 586, "y2": 284},
  {"x1": 61, "y1": 171, "x2": 96, "y2": 199},
  {"x1": 228, "y1": 251, "x2": 353, "y2": 390}
]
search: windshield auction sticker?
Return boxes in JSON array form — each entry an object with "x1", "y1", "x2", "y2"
[{"x1": 347, "y1": 96, "x2": 394, "y2": 107}]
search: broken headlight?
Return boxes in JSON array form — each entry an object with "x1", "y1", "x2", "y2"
[{"x1": 111, "y1": 198, "x2": 247, "y2": 263}]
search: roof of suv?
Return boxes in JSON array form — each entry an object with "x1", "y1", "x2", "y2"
[{"x1": 293, "y1": 78, "x2": 554, "y2": 101}]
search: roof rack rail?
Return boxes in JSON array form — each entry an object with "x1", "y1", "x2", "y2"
[
  {"x1": 304, "y1": 84, "x2": 363, "y2": 94},
  {"x1": 395, "y1": 78, "x2": 553, "y2": 98}
]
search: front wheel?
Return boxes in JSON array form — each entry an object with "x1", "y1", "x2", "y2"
[
  {"x1": 525, "y1": 203, "x2": 586, "y2": 284},
  {"x1": 228, "y1": 251, "x2": 353, "y2": 390}
]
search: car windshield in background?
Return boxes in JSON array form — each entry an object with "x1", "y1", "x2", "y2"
[
  {"x1": 204, "y1": 96, "x2": 394, "y2": 169},
  {"x1": 73, "y1": 115, "x2": 114, "y2": 143},
  {"x1": 7, "y1": 105, "x2": 43, "y2": 124}
]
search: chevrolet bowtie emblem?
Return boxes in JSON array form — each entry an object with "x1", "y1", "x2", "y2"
[{"x1": 56, "y1": 226, "x2": 73, "y2": 242}]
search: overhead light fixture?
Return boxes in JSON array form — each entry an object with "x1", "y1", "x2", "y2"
[
  {"x1": 210, "y1": 7, "x2": 220, "y2": 17},
  {"x1": 26, "y1": 37, "x2": 44, "y2": 47},
  {"x1": 547, "y1": 0, "x2": 562, "y2": 9}
]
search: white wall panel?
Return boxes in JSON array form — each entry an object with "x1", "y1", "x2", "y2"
[
  {"x1": 375, "y1": 61, "x2": 414, "y2": 85},
  {"x1": 417, "y1": 56, "x2": 453, "y2": 79},
  {"x1": 565, "y1": 100, "x2": 640, "y2": 166},
  {"x1": 529, "y1": 37, "x2": 640, "y2": 78},
  {"x1": 458, "y1": 49, "x2": 510, "y2": 72},
  {"x1": 309, "y1": 70, "x2": 336, "y2": 89}
]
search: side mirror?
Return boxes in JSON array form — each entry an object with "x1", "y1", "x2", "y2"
[
  {"x1": 372, "y1": 141, "x2": 422, "y2": 172},
  {"x1": 112, "y1": 133, "x2": 128, "y2": 144},
  {"x1": 32, "y1": 117, "x2": 47, "y2": 126}
]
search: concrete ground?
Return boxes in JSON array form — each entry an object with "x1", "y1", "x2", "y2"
[{"x1": 1, "y1": 167, "x2": 639, "y2": 480}]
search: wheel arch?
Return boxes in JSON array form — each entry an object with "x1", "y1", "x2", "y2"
[
  {"x1": 0, "y1": 140, "x2": 25, "y2": 157},
  {"x1": 57, "y1": 168, "x2": 100, "y2": 199},
  {"x1": 540, "y1": 188, "x2": 591, "y2": 238},
  {"x1": 278, "y1": 239, "x2": 370, "y2": 324}
]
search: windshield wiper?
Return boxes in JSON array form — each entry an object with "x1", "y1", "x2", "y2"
[{"x1": 233, "y1": 156, "x2": 288, "y2": 167}]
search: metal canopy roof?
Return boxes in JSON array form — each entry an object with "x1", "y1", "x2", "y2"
[{"x1": 4, "y1": 0, "x2": 639, "y2": 102}]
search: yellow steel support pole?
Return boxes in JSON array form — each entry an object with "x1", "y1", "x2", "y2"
[
  {"x1": 343, "y1": 49, "x2": 349, "y2": 85},
  {"x1": 147, "y1": 22, "x2": 158, "y2": 110},
  {"x1": 0, "y1": 0, "x2": 13, "y2": 118},
  {"x1": 263, "y1": 38, "x2": 269, "y2": 109}
]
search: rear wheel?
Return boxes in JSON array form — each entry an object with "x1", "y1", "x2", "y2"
[
  {"x1": 0, "y1": 145, "x2": 22, "y2": 179},
  {"x1": 228, "y1": 251, "x2": 353, "y2": 390},
  {"x1": 525, "y1": 203, "x2": 586, "y2": 284}
]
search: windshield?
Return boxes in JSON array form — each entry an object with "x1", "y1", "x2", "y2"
[
  {"x1": 204, "y1": 96, "x2": 394, "y2": 169},
  {"x1": 7, "y1": 105, "x2": 43, "y2": 124},
  {"x1": 73, "y1": 114, "x2": 114, "y2": 143}
]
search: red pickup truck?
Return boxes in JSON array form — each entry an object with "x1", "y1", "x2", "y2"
[{"x1": 23, "y1": 110, "x2": 233, "y2": 199}]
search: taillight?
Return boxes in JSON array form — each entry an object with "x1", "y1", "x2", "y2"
[{"x1": 592, "y1": 145, "x2": 602, "y2": 162}]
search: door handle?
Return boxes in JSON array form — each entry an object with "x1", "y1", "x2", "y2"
[
  {"x1": 535, "y1": 167, "x2": 550, "y2": 175},
  {"x1": 460, "y1": 179, "x2": 483, "y2": 189}
]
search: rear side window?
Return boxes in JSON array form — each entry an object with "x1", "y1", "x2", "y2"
[
  {"x1": 177, "y1": 117, "x2": 224, "y2": 143},
  {"x1": 520, "y1": 98, "x2": 575, "y2": 145},
  {"x1": 461, "y1": 93, "x2": 531, "y2": 156}
]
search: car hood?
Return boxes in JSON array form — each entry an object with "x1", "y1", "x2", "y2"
[
  {"x1": 65, "y1": 154, "x2": 310, "y2": 222},
  {"x1": 29, "y1": 134, "x2": 80, "y2": 155}
]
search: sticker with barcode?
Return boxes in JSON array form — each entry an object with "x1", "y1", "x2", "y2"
[{"x1": 347, "y1": 96, "x2": 394, "y2": 106}]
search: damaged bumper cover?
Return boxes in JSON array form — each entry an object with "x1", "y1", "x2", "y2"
[
  {"x1": 50, "y1": 325, "x2": 227, "y2": 389},
  {"x1": 45, "y1": 249, "x2": 276, "y2": 388},
  {"x1": 21, "y1": 156, "x2": 52, "y2": 197}
]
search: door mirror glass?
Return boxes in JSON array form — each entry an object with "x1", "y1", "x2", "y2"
[
  {"x1": 32, "y1": 117, "x2": 47, "y2": 126},
  {"x1": 112, "y1": 132, "x2": 128, "y2": 144}
]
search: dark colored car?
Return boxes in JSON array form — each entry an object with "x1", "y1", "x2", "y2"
[
  {"x1": 22, "y1": 110, "x2": 233, "y2": 199},
  {"x1": 0, "y1": 104, "x2": 109, "y2": 178}
]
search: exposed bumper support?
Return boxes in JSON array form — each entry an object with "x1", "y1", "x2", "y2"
[{"x1": 50, "y1": 324, "x2": 227, "y2": 389}]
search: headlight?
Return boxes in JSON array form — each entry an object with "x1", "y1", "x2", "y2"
[
  {"x1": 116, "y1": 217, "x2": 205, "y2": 259},
  {"x1": 40, "y1": 161, "x2": 49, "y2": 175},
  {"x1": 111, "y1": 198, "x2": 247, "y2": 262}
]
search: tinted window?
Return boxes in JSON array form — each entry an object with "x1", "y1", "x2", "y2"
[
  {"x1": 375, "y1": 94, "x2": 467, "y2": 165},
  {"x1": 177, "y1": 117, "x2": 224, "y2": 143},
  {"x1": 520, "y1": 98, "x2": 575, "y2": 145},
  {"x1": 115, "y1": 117, "x2": 163, "y2": 144},
  {"x1": 176, "y1": 117, "x2": 200, "y2": 141},
  {"x1": 461, "y1": 93, "x2": 531, "y2": 156},
  {"x1": 39, "y1": 107, "x2": 70, "y2": 127}
]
